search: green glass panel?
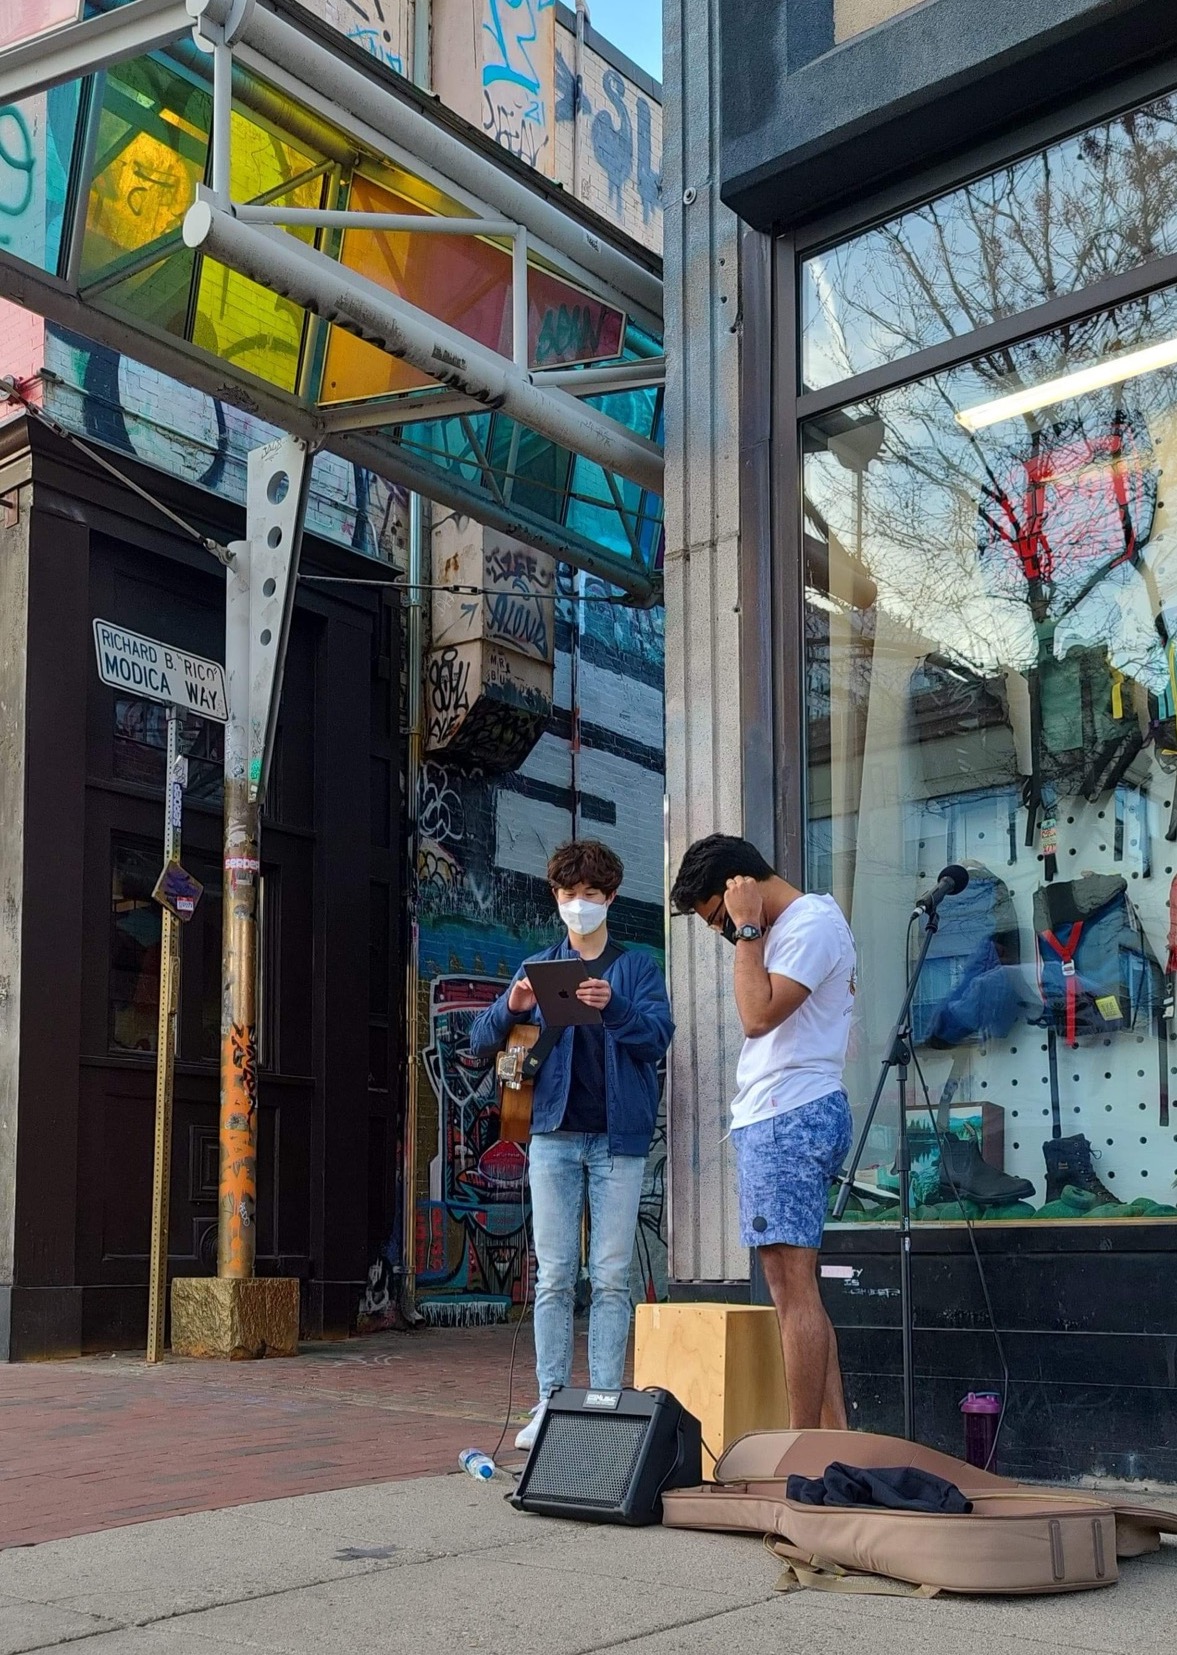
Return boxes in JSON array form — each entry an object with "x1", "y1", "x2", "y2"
[
  {"x1": 97, "y1": 248, "x2": 197, "y2": 338},
  {"x1": 487, "y1": 416, "x2": 573, "y2": 520}
]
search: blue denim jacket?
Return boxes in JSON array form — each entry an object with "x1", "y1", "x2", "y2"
[{"x1": 468, "y1": 940, "x2": 674, "y2": 1157}]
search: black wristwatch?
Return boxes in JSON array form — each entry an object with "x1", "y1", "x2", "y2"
[{"x1": 733, "y1": 924, "x2": 764, "y2": 943}]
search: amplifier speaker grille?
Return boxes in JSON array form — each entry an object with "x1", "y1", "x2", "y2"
[{"x1": 523, "y1": 1412, "x2": 649, "y2": 1508}]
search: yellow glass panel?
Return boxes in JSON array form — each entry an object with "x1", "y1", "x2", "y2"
[
  {"x1": 193, "y1": 110, "x2": 324, "y2": 394},
  {"x1": 79, "y1": 62, "x2": 209, "y2": 293}
]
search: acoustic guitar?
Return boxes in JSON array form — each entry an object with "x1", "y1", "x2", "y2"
[
  {"x1": 496, "y1": 1022, "x2": 542, "y2": 1144},
  {"x1": 494, "y1": 942, "x2": 622, "y2": 1144}
]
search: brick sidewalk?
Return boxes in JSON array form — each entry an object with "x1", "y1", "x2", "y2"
[{"x1": 0, "y1": 1323, "x2": 599, "y2": 1550}]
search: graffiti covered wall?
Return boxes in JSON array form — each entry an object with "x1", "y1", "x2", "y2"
[
  {"x1": 318, "y1": 0, "x2": 411, "y2": 74},
  {"x1": 386, "y1": 571, "x2": 668, "y2": 1326},
  {"x1": 298, "y1": 0, "x2": 663, "y2": 245},
  {"x1": 554, "y1": 6, "x2": 662, "y2": 250},
  {"x1": 38, "y1": 327, "x2": 410, "y2": 561}
]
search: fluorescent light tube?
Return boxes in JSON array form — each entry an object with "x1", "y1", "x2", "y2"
[{"x1": 956, "y1": 335, "x2": 1177, "y2": 431}]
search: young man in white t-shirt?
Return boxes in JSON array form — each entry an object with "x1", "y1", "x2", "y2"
[{"x1": 672, "y1": 835, "x2": 856, "y2": 1430}]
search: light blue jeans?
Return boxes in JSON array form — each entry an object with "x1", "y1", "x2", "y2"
[{"x1": 528, "y1": 1133, "x2": 646, "y2": 1402}]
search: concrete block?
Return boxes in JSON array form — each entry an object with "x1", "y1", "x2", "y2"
[{"x1": 170, "y1": 1277, "x2": 299, "y2": 1360}]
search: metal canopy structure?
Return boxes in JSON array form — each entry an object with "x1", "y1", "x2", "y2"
[{"x1": 0, "y1": 0, "x2": 665, "y2": 596}]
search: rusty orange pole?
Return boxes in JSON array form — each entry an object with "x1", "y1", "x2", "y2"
[{"x1": 219, "y1": 539, "x2": 259, "y2": 1278}]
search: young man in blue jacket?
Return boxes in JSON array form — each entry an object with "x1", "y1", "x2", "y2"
[{"x1": 469, "y1": 840, "x2": 673, "y2": 1451}]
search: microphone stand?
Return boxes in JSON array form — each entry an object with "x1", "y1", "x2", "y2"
[{"x1": 833, "y1": 907, "x2": 941, "y2": 1442}]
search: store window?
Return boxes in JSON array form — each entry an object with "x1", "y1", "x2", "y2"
[
  {"x1": 806, "y1": 279, "x2": 1177, "y2": 1225},
  {"x1": 113, "y1": 698, "x2": 223, "y2": 804},
  {"x1": 801, "y1": 88, "x2": 1177, "y2": 389},
  {"x1": 110, "y1": 839, "x2": 268, "y2": 1063}
]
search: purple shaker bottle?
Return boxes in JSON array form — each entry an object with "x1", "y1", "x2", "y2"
[{"x1": 959, "y1": 1392, "x2": 1002, "y2": 1470}]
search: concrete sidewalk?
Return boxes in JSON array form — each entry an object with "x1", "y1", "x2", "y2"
[{"x1": 1, "y1": 1468, "x2": 1175, "y2": 1655}]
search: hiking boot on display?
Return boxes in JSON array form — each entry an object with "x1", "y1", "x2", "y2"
[
  {"x1": 936, "y1": 1134, "x2": 1036, "y2": 1207},
  {"x1": 1042, "y1": 1133, "x2": 1120, "y2": 1205}
]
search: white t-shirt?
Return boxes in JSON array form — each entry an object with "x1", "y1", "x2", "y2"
[{"x1": 729, "y1": 893, "x2": 856, "y2": 1131}]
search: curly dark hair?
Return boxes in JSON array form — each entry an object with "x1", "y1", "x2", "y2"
[
  {"x1": 547, "y1": 839, "x2": 625, "y2": 895},
  {"x1": 670, "y1": 834, "x2": 775, "y2": 913}
]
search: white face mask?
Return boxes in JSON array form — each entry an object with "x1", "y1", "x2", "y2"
[{"x1": 558, "y1": 897, "x2": 610, "y2": 936}]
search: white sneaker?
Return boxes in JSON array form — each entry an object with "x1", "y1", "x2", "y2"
[{"x1": 514, "y1": 1401, "x2": 547, "y2": 1452}]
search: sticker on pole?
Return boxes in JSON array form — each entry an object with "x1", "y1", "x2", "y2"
[
  {"x1": 153, "y1": 860, "x2": 204, "y2": 921},
  {"x1": 93, "y1": 621, "x2": 228, "y2": 722}
]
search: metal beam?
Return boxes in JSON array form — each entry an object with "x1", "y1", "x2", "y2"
[
  {"x1": 228, "y1": 1, "x2": 663, "y2": 334},
  {"x1": 235, "y1": 206, "x2": 516, "y2": 236},
  {"x1": 319, "y1": 362, "x2": 665, "y2": 431},
  {"x1": 0, "y1": 250, "x2": 652, "y2": 596},
  {"x1": 0, "y1": 0, "x2": 190, "y2": 105},
  {"x1": 182, "y1": 198, "x2": 665, "y2": 495},
  {"x1": 321, "y1": 391, "x2": 486, "y2": 431},
  {"x1": 533, "y1": 359, "x2": 666, "y2": 394}
]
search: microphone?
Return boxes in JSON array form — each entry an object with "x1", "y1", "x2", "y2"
[{"x1": 914, "y1": 864, "x2": 969, "y2": 917}]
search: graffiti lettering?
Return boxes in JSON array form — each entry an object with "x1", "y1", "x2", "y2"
[
  {"x1": 426, "y1": 646, "x2": 472, "y2": 747},
  {"x1": 534, "y1": 302, "x2": 611, "y2": 367},
  {"x1": 480, "y1": 0, "x2": 555, "y2": 169},
  {"x1": 554, "y1": 48, "x2": 587, "y2": 123},
  {"x1": 415, "y1": 974, "x2": 532, "y2": 1320},
  {"x1": 558, "y1": 54, "x2": 663, "y2": 232},
  {"x1": 486, "y1": 546, "x2": 552, "y2": 589},
  {"x1": 482, "y1": 91, "x2": 548, "y2": 168},
  {"x1": 0, "y1": 107, "x2": 34, "y2": 247},
  {"x1": 592, "y1": 70, "x2": 633, "y2": 214},
  {"x1": 482, "y1": 0, "x2": 551, "y2": 97},
  {"x1": 636, "y1": 97, "x2": 662, "y2": 226},
  {"x1": 343, "y1": 0, "x2": 405, "y2": 74},
  {"x1": 230, "y1": 1021, "x2": 258, "y2": 1120},
  {"x1": 419, "y1": 763, "x2": 465, "y2": 845},
  {"x1": 486, "y1": 592, "x2": 549, "y2": 656}
]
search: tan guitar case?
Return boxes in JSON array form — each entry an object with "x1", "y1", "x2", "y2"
[{"x1": 662, "y1": 1429, "x2": 1177, "y2": 1596}]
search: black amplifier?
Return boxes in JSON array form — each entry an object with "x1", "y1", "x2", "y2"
[{"x1": 511, "y1": 1386, "x2": 702, "y2": 1526}]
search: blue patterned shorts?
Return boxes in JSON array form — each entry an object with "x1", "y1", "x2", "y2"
[{"x1": 733, "y1": 1091, "x2": 853, "y2": 1250}]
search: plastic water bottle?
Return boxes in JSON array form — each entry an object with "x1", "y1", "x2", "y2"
[
  {"x1": 459, "y1": 1449, "x2": 496, "y2": 1481},
  {"x1": 959, "y1": 1393, "x2": 1002, "y2": 1470}
]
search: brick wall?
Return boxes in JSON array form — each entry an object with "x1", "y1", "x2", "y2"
[{"x1": 0, "y1": 303, "x2": 44, "y2": 398}]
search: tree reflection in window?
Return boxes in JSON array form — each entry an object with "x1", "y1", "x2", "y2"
[{"x1": 802, "y1": 91, "x2": 1177, "y2": 389}]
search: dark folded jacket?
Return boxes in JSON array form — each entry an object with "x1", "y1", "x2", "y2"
[{"x1": 787, "y1": 1462, "x2": 973, "y2": 1514}]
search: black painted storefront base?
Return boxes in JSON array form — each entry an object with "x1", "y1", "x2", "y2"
[{"x1": 747, "y1": 1225, "x2": 1177, "y2": 1485}]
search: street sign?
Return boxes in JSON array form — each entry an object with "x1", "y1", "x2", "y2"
[{"x1": 93, "y1": 620, "x2": 228, "y2": 722}]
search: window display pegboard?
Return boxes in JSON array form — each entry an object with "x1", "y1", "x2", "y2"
[{"x1": 835, "y1": 782, "x2": 1177, "y2": 1224}]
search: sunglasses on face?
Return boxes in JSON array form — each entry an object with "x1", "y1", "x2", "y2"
[{"x1": 705, "y1": 897, "x2": 739, "y2": 946}]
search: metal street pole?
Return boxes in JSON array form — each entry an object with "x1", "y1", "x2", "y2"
[
  {"x1": 220, "y1": 537, "x2": 260, "y2": 1278},
  {"x1": 147, "y1": 709, "x2": 183, "y2": 1364}
]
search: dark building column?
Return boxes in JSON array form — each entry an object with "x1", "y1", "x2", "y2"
[
  {"x1": 0, "y1": 441, "x2": 90, "y2": 1357},
  {"x1": 307, "y1": 600, "x2": 375, "y2": 1337}
]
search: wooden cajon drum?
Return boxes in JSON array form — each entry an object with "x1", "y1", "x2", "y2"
[{"x1": 633, "y1": 1303, "x2": 788, "y2": 1478}]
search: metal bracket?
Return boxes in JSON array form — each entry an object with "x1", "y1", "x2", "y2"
[
  {"x1": 188, "y1": 0, "x2": 256, "y2": 47},
  {"x1": 244, "y1": 435, "x2": 311, "y2": 803}
]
